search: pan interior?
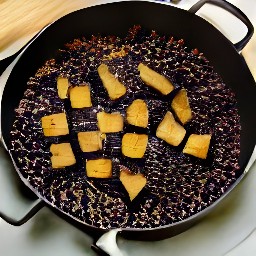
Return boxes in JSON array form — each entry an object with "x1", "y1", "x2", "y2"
[{"x1": 1, "y1": 1, "x2": 256, "y2": 230}]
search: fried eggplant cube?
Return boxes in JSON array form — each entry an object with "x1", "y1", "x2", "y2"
[
  {"x1": 86, "y1": 158, "x2": 112, "y2": 178},
  {"x1": 156, "y1": 111, "x2": 186, "y2": 146},
  {"x1": 122, "y1": 133, "x2": 148, "y2": 158},
  {"x1": 50, "y1": 143, "x2": 76, "y2": 168},
  {"x1": 78, "y1": 131, "x2": 104, "y2": 152},
  {"x1": 126, "y1": 99, "x2": 148, "y2": 128},
  {"x1": 120, "y1": 168, "x2": 147, "y2": 201},
  {"x1": 97, "y1": 111, "x2": 123, "y2": 133},
  {"x1": 69, "y1": 85, "x2": 92, "y2": 108},
  {"x1": 183, "y1": 134, "x2": 211, "y2": 159},
  {"x1": 57, "y1": 77, "x2": 69, "y2": 99},
  {"x1": 171, "y1": 88, "x2": 192, "y2": 124},
  {"x1": 138, "y1": 63, "x2": 174, "y2": 95},
  {"x1": 97, "y1": 63, "x2": 126, "y2": 100},
  {"x1": 41, "y1": 113, "x2": 69, "y2": 136}
]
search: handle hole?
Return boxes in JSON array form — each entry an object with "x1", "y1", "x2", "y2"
[
  {"x1": 0, "y1": 145, "x2": 37, "y2": 219},
  {"x1": 196, "y1": 4, "x2": 248, "y2": 46}
]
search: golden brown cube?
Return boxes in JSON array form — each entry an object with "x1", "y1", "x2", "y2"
[
  {"x1": 138, "y1": 63, "x2": 174, "y2": 95},
  {"x1": 69, "y1": 85, "x2": 92, "y2": 108},
  {"x1": 78, "y1": 131, "x2": 104, "y2": 152},
  {"x1": 126, "y1": 99, "x2": 148, "y2": 128},
  {"x1": 86, "y1": 158, "x2": 112, "y2": 178},
  {"x1": 41, "y1": 113, "x2": 69, "y2": 136},
  {"x1": 156, "y1": 111, "x2": 186, "y2": 146},
  {"x1": 183, "y1": 134, "x2": 211, "y2": 159},
  {"x1": 120, "y1": 168, "x2": 147, "y2": 201},
  {"x1": 122, "y1": 133, "x2": 148, "y2": 158},
  {"x1": 57, "y1": 77, "x2": 69, "y2": 99},
  {"x1": 50, "y1": 143, "x2": 76, "y2": 168},
  {"x1": 171, "y1": 89, "x2": 192, "y2": 124},
  {"x1": 97, "y1": 111, "x2": 123, "y2": 133},
  {"x1": 97, "y1": 63, "x2": 126, "y2": 100}
]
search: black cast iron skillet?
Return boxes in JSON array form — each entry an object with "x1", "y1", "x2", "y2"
[{"x1": 0, "y1": 0, "x2": 256, "y2": 247}]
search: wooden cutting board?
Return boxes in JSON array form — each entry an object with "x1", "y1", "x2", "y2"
[
  {"x1": 0, "y1": 0, "x2": 103, "y2": 57},
  {"x1": 0, "y1": 0, "x2": 255, "y2": 81}
]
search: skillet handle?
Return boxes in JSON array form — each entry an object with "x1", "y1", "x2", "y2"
[
  {"x1": 91, "y1": 229, "x2": 123, "y2": 256},
  {"x1": 0, "y1": 143, "x2": 45, "y2": 226},
  {"x1": 188, "y1": 0, "x2": 254, "y2": 51},
  {"x1": 0, "y1": 199, "x2": 44, "y2": 226}
]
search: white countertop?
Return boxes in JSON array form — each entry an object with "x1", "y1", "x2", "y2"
[{"x1": 0, "y1": 1, "x2": 255, "y2": 255}]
